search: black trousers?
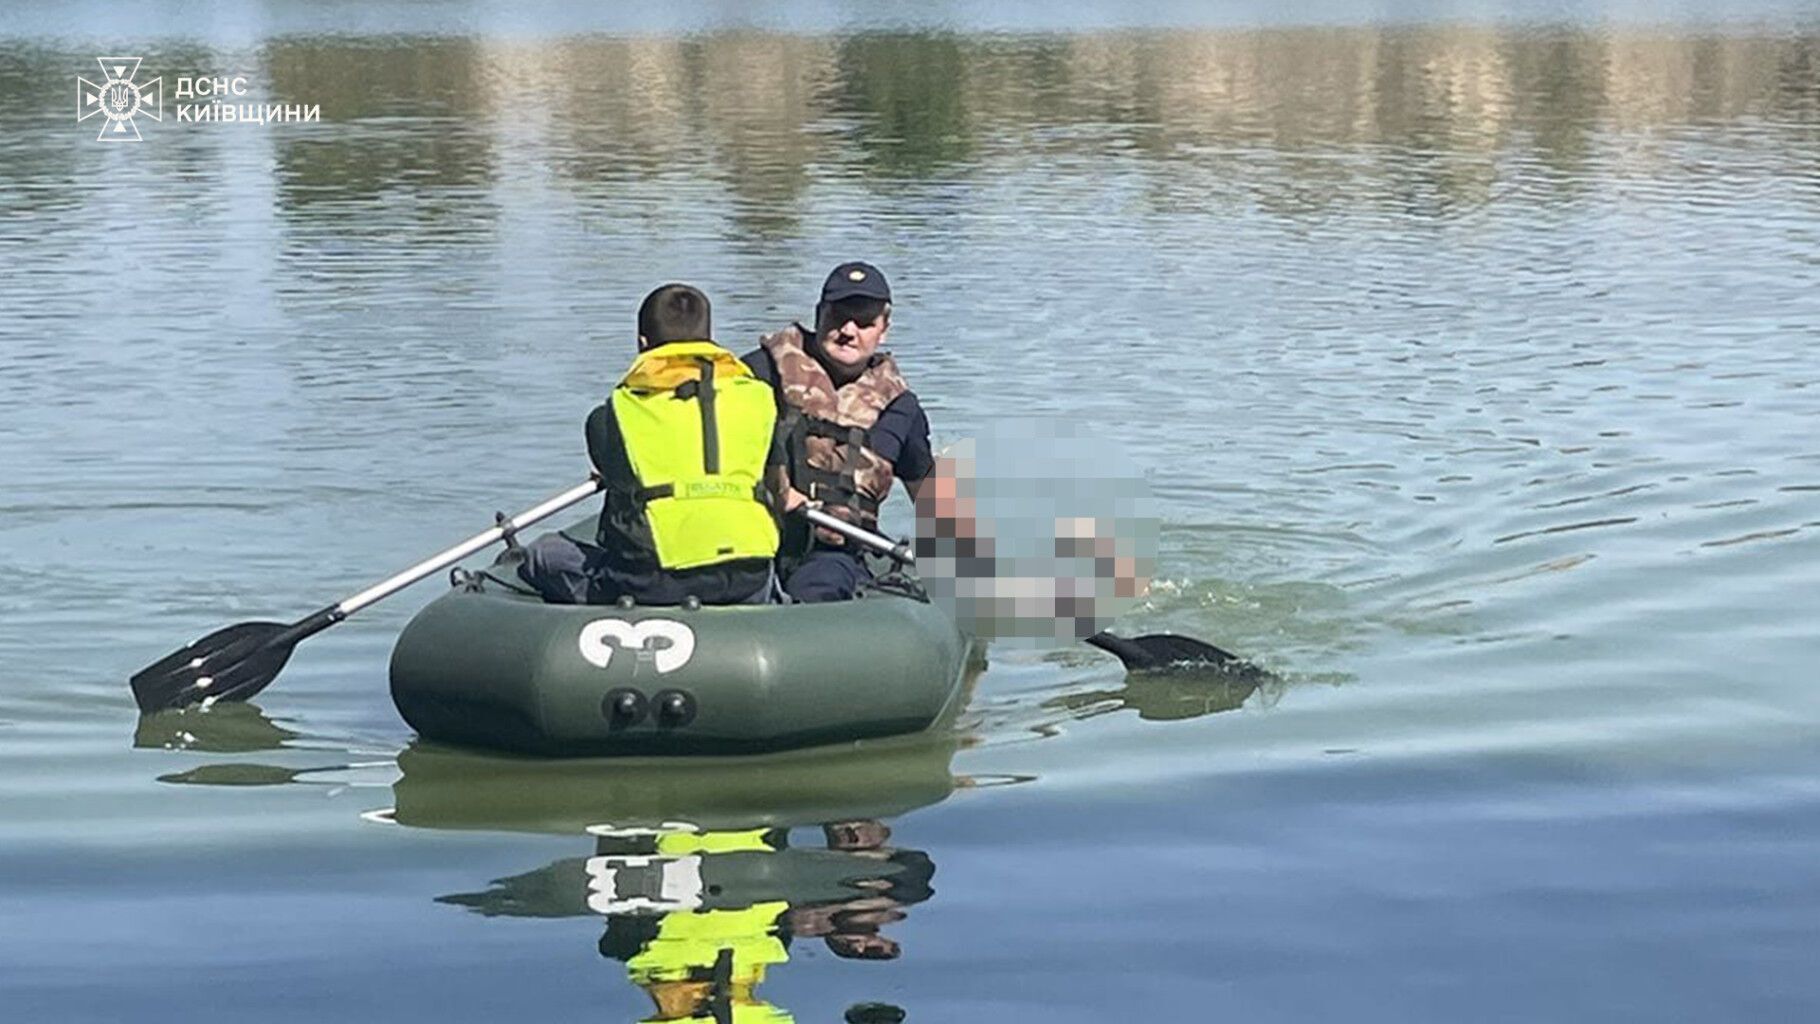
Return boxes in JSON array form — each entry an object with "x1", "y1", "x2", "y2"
[
  {"x1": 515, "y1": 532, "x2": 776, "y2": 606},
  {"x1": 782, "y1": 548, "x2": 873, "y2": 602}
]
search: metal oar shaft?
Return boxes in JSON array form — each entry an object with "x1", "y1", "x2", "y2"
[
  {"x1": 339, "y1": 478, "x2": 603, "y2": 615},
  {"x1": 802, "y1": 507, "x2": 913, "y2": 565},
  {"x1": 128, "y1": 477, "x2": 609, "y2": 714}
]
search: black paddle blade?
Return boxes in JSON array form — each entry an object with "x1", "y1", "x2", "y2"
[
  {"x1": 1085, "y1": 631, "x2": 1250, "y2": 673},
  {"x1": 129, "y1": 621, "x2": 296, "y2": 714}
]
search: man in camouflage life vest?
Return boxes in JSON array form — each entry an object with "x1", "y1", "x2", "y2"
[{"x1": 741, "y1": 262, "x2": 936, "y2": 602}]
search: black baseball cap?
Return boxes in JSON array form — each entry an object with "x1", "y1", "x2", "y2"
[{"x1": 821, "y1": 261, "x2": 891, "y2": 303}]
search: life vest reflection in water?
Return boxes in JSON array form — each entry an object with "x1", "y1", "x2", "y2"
[{"x1": 437, "y1": 820, "x2": 934, "y2": 1024}]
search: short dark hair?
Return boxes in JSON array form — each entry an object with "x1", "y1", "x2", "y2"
[{"x1": 637, "y1": 284, "x2": 712, "y2": 347}]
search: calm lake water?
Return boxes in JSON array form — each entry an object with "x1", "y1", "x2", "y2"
[{"x1": 4, "y1": 3, "x2": 1820, "y2": 1021}]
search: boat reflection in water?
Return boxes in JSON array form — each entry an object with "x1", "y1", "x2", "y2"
[
  {"x1": 437, "y1": 818, "x2": 931, "y2": 1023},
  {"x1": 387, "y1": 735, "x2": 972, "y2": 1024},
  {"x1": 141, "y1": 668, "x2": 998, "y2": 1021}
]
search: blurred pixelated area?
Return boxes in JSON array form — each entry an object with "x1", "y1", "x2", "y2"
[{"x1": 913, "y1": 420, "x2": 1159, "y2": 645}]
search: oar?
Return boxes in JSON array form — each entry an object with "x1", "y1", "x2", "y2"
[
  {"x1": 130, "y1": 478, "x2": 605, "y2": 715},
  {"x1": 800, "y1": 507, "x2": 1245, "y2": 672}
]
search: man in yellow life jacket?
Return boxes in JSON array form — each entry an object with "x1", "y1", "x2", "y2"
[
  {"x1": 741, "y1": 263, "x2": 936, "y2": 602},
  {"x1": 616, "y1": 901, "x2": 794, "y2": 1024},
  {"x1": 519, "y1": 284, "x2": 796, "y2": 606},
  {"x1": 594, "y1": 826, "x2": 795, "y2": 1024}
]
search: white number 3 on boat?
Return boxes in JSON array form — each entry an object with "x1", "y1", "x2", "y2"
[{"x1": 576, "y1": 619, "x2": 697, "y2": 674}]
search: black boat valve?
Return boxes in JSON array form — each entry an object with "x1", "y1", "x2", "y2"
[
  {"x1": 602, "y1": 688, "x2": 648, "y2": 728},
  {"x1": 653, "y1": 689, "x2": 697, "y2": 727}
]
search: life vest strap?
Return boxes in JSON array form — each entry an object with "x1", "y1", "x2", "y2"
[
  {"x1": 681, "y1": 358, "x2": 719, "y2": 475},
  {"x1": 786, "y1": 414, "x2": 877, "y2": 518},
  {"x1": 635, "y1": 481, "x2": 769, "y2": 505},
  {"x1": 800, "y1": 415, "x2": 867, "y2": 445},
  {"x1": 805, "y1": 477, "x2": 860, "y2": 505}
]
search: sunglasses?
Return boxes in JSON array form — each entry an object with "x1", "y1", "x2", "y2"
[{"x1": 819, "y1": 298, "x2": 888, "y2": 332}]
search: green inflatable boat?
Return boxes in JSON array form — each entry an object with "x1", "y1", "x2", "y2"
[{"x1": 389, "y1": 562, "x2": 980, "y2": 757}]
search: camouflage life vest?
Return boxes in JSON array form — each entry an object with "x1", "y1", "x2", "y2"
[{"x1": 759, "y1": 324, "x2": 908, "y2": 528}]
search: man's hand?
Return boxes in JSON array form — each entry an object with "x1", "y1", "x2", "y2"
[
  {"x1": 810, "y1": 501, "x2": 857, "y2": 547},
  {"x1": 914, "y1": 455, "x2": 981, "y2": 541}
]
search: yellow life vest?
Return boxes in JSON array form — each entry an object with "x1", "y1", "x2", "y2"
[
  {"x1": 610, "y1": 341, "x2": 780, "y2": 570},
  {"x1": 640, "y1": 1001, "x2": 794, "y2": 1024},
  {"x1": 653, "y1": 828, "x2": 780, "y2": 857},
  {"x1": 625, "y1": 901, "x2": 792, "y2": 985}
]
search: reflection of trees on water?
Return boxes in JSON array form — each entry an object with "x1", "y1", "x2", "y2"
[
  {"x1": 218, "y1": 27, "x2": 1820, "y2": 249},
  {"x1": 262, "y1": 38, "x2": 498, "y2": 230},
  {"x1": 531, "y1": 36, "x2": 836, "y2": 238},
  {"x1": 831, "y1": 34, "x2": 973, "y2": 178},
  {"x1": 535, "y1": 37, "x2": 699, "y2": 190},
  {"x1": 0, "y1": 43, "x2": 234, "y2": 218},
  {"x1": 1502, "y1": 31, "x2": 1608, "y2": 185},
  {"x1": 697, "y1": 35, "x2": 833, "y2": 238},
  {"x1": 0, "y1": 51, "x2": 88, "y2": 219},
  {"x1": 7, "y1": 29, "x2": 1819, "y2": 235},
  {"x1": 497, "y1": 27, "x2": 1820, "y2": 231}
]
